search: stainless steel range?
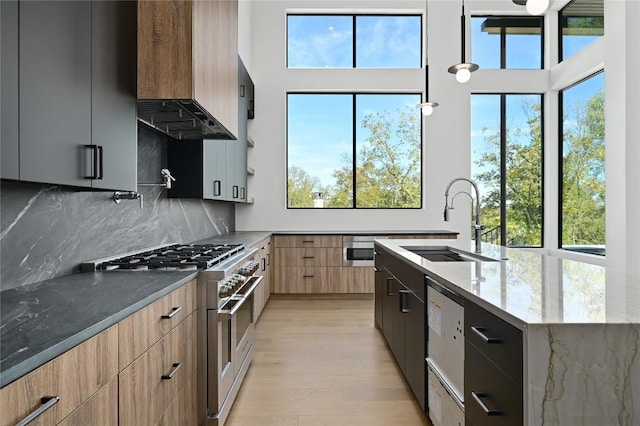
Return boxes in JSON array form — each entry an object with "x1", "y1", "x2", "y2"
[{"x1": 82, "y1": 242, "x2": 262, "y2": 426}]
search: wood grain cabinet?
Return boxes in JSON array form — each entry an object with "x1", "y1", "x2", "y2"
[
  {"x1": 1, "y1": 0, "x2": 137, "y2": 190},
  {"x1": 0, "y1": 326, "x2": 118, "y2": 426},
  {"x1": 273, "y1": 235, "x2": 344, "y2": 293},
  {"x1": 253, "y1": 237, "x2": 272, "y2": 321},
  {"x1": 137, "y1": 0, "x2": 239, "y2": 139},
  {"x1": 118, "y1": 280, "x2": 198, "y2": 425}
]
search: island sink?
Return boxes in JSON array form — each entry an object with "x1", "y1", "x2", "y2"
[{"x1": 400, "y1": 246, "x2": 499, "y2": 262}]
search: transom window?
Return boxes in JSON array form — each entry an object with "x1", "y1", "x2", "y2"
[
  {"x1": 471, "y1": 16, "x2": 543, "y2": 69},
  {"x1": 559, "y1": 0, "x2": 604, "y2": 62},
  {"x1": 287, "y1": 93, "x2": 422, "y2": 209},
  {"x1": 287, "y1": 14, "x2": 422, "y2": 68}
]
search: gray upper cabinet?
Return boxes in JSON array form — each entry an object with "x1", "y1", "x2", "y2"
[
  {"x1": 19, "y1": 1, "x2": 92, "y2": 188},
  {"x1": 1, "y1": 1, "x2": 136, "y2": 191},
  {"x1": 1, "y1": 1, "x2": 20, "y2": 180},
  {"x1": 90, "y1": 1, "x2": 137, "y2": 191}
]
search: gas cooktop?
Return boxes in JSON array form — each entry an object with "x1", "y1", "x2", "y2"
[{"x1": 81, "y1": 243, "x2": 245, "y2": 272}]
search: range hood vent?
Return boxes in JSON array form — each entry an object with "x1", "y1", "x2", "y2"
[{"x1": 136, "y1": 100, "x2": 236, "y2": 140}]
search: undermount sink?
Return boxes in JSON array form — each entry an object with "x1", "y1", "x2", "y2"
[{"x1": 401, "y1": 246, "x2": 499, "y2": 262}]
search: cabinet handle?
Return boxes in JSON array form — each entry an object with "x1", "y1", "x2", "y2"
[
  {"x1": 399, "y1": 289, "x2": 410, "y2": 313},
  {"x1": 161, "y1": 306, "x2": 182, "y2": 319},
  {"x1": 240, "y1": 84, "x2": 245, "y2": 97},
  {"x1": 302, "y1": 256, "x2": 315, "y2": 259},
  {"x1": 233, "y1": 185, "x2": 239, "y2": 199},
  {"x1": 266, "y1": 253, "x2": 270, "y2": 266},
  {"x1": 85, "y1": 145, "x2": 103, "y2": 179},
  {"x1": 374, "y1": 267, "x2": 380, "y2": 272},
  {"x1": 241, "y1": 187, "x2": 246, "y2": 200},
  {"x1": 262, "y1": 257, "x2": 266, "y2": 271},
  {"x1": 302, "y1": 240, "x2": 314, "y2": 243},
  {"x1": 15, "y1": 396, "x2": 59, "y2": 426},
  {"x1": 471, "y1": 326, "x2": 501, "y2": 344},
  {"x1": 303, "y1": 275, "x2": 314, "y2": 278},
  {"x1": 386, "y1": 277, "x2": 395, "y2": 296},
  {"x1": 471, "y1": 392, "x2": 502, "y2": 416},
  {"x1": 161, "y1": 362, "x2": 183, "y2": 380},
  {"x1": 214, "y1": 180, "x2": 221, "y2": 196}
]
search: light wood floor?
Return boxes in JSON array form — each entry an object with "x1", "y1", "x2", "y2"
[{"x1": 226, "y1": 299, "x2": 432, "y2": 426}]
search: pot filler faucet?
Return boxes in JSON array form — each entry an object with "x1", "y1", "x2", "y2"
[{"x1": 444, "y1": 177, "x2": 484, "y2": 253}]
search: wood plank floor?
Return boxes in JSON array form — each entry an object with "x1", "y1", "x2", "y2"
[{"x1": 226, "y1": 299, "x2": 432, "y2": 426}]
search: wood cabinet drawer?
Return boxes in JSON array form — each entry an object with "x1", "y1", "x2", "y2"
[
  {"x1": 0, "y1": 325, "x2": 118, "y2": 426},
  {"x1": 273, "y1": 235, "x2": 341, "y2": 248},
  {"x1": 156, "y1": 374, "x2": 198, "y2": 426},
  {"x1": 273, "y1": 267, "x2": 342, "y2": 293},
  {"x1": 119, "y1": 279, "x2": 197, "y2": 369},
  {"x1": 58, "y1": 378, "x2": 118, "y2": 426},
  {"x1": 465, "y1": 343, "x2": 522, "y2": 426},
  {"x1": 340, "y1": 267, "x2": 374, "y2": 293},
  {"x1": 273, "y1": 248, "x2": 342, "y2": 267},
  {"x1": 465, "y1": 301, "x2": 523, "y2": 384},
  {"x1": 119, "y1": 312, "x2": 197, "y2": 426}
]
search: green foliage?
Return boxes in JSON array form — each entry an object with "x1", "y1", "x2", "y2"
[
  {"x1": 561, "y1": 90, "x2": 605, "y2": 246},
  {"x1": 288, "y1": 106, "x2": 421, "y2": 209}
]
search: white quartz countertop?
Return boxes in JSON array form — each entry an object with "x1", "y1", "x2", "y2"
[{"x1": 375, "y1": 239, "x2": 640, "y2": 328}]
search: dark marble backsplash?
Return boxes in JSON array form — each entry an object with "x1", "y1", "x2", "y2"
[{"x1": 0, "y1": 125, "x2": 234, "y2": 290}]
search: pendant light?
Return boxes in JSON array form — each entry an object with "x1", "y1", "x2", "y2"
[
  {"x1": 418, "y1": 0, "x2": 438, "y2": 116},
  {"x1": 447, "y1": 0, "x2": 478, "y2": 84},
  {"x1": 512, "y1": 0, "x2": 550, "y2": 16}
]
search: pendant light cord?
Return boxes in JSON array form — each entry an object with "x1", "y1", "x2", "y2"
[{"x1": 460, "y1": 0, "x2": 466, "y2": 63}]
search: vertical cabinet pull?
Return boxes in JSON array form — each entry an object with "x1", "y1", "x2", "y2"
[
  {"x1": 161, "y1": 362, "x2": 183, "y2": 380},
  {"x1": 15, "y1": 396, "x2": 60, "y2": 426},
  {"x1": 161, "y1": 306, "x2": 182, "y2": 319},
  {"x1": 233, "y1": 185, "x2": 239, "y2": 199},
  {"x1": 262, "y1": 257, "x2": 266, "y2": 271},
  {"x1": 85, "y1": 145, "x2": 103, "y2": 179},
  {"x1": 240, "y1": 187, "x2": 246, "y2": 200},
  {"x1": 399, "y1": 289, "x2": 410, "y2": 313},
  {"x1": 386, "y1": 277, "x2": 395, "y2": 296},
  {"x1": 471, "y1": 326, "x2": 501, "y2": 344},
  {"x1": 471, "y1": 391, "x2": 502, "y2": 416},
  {"x1": 266, "y1": 253, "x2": 270, "y2": 266},
  {"x1": 213, "y1": 180, "x2": 221, "y2": 196}
]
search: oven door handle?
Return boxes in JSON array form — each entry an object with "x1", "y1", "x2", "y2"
[{"x1": 218, "y1": 275, "x2": 263, "y2": 320}]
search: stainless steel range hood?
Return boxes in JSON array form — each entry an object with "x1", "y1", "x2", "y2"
[{"x1": 136, "y1": 100, "x2": 236, "y2": 140}]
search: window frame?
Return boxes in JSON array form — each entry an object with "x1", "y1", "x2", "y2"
[
  {"x1": 558, "y1": 70, "x2": 605, "y2": 256},
  {"x1": 286, "y1": 92, "x2": 424, "y2": 210},
  {"x1": 558, "y1": 0, "x2": 605, "y2": 63},
  {"x1": 471, "y1": 15, "x2": 544, "y2": 70},
  {"x1": 471, "y1": 92, "x2": 545, "y2": 247},
  {"x1": 286, "y1": 13, "x2": 423, "y2": 69}
]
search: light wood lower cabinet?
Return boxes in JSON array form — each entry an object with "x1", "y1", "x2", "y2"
[
  {"x1": 0, "y1": 325, "x2": 118, "y2": 426},
  {"x1": 273, "y1": 266, "x2": 343, "y2": 293},
  {"x1": 58, "y1": 378, "x2": 118, "y2": 426},
  {"x1": 253, "y1": 237, "x2": 272, "y2": 321},
  {"x1": 340, "y1": 266, "x2": 374, "y2": 293},
  {"x1": 119, "y1": 312, "x2": 197, "y2": 426}
]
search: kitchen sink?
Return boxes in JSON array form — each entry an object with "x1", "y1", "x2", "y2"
[{"x1": 401, "y1": 246, "x2": 499, "y2": 262}]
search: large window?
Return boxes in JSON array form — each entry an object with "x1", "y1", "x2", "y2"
[
  {"x1": 471, "y1": 94, "x2": 543, "y2": 247},
  {"x1": 559, "y1": 0, "x2": 604, "y2": 62},
  {"x1": 287, "y1": 15, "x2": 421, "y2": 68},
  {"x1": 560, "y1": 72, "x2": 605, "y2": 255},
  {"x1": 471, "y1": 16, "x2": 543, "y2": 69},
  {"x1": 287, "y1": 93, "x2": 422, "y2": 209}
]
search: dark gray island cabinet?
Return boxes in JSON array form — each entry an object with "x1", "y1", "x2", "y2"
[{"x1": 374, "y1": 239, "x2": 640, "y2": 426}]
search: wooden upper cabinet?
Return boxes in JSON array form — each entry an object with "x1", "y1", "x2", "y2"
[{"x1": 137, "y1": 0, "x2": 239, "y2": 138}]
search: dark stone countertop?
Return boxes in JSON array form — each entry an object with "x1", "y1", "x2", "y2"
[{"x1": 0, "y1": 271, "x2": 197, "y2": 388}]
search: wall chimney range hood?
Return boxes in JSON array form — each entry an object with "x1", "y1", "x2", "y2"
[{"x1": 136, "y1": 100, "x2": 235, "y2": 140}]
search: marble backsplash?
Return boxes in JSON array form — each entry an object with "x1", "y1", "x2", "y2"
[{"x1": 0, "y1": 125, "x2": 235, "y2": 290}]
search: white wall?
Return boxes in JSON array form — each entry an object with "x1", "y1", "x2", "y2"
[{"x1": 236, "y1": 0, "x2": 640, "y2": 271}]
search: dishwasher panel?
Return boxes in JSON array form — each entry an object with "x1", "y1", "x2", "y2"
[{"x1": 426, "y1": 277, "x2": 464, "y2": 403}]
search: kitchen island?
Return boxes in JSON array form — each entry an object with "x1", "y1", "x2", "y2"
[{"x1": 375, "y1": 238, "x2": 640, "y2": 425}]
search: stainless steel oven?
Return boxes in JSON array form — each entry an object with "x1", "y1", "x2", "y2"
[
  {"x1": 201, "y1": 249, "x2": 261, "y2": 426},
  {"x1": 343, "y1": 235, "x2": 387, "y2": 266}
]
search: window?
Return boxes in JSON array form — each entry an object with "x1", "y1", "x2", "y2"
[
  {"x1": 560, "y1": 72, "x2": 605, "y2": 255},
  {"x1": 287, "y1": 15, "x2": 421, "y2": 68},
  {"x1": 559, "y1": 0, "x2": 604, "y2": 62},
  {"x1": 471, "y1": 16, "x2": 543, "y2": 69},
  {"x1": 287, "y1": 93, "x2": 422, "y2": 209},
  {"x1": 471, "y1": 94, "x2": 543, "y2": 247}
]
